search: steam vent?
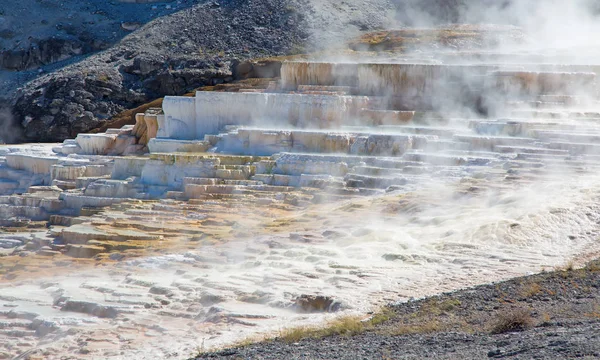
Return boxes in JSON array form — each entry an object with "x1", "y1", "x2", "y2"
[{"x1": 4, "y1": 25, "x2": 600, "y2": 358}]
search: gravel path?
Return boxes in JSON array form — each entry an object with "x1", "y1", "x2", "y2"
[{"x1": 195, "y1": 259, "x2": 600, "y2": 359}]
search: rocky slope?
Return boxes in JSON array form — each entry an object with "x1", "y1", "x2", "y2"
[
  {"x1": 195, "y1": 259, "x2": 600, "y2": 359},
  {"x1": 1, "y1": 0, "x2": 394, "y2": 143},
  {"x1": 5, "y1": 0, "x2": 600, "y2": 143},
  {"x1": 0, "y1": 0, "x2": 188, "y2": 72}
]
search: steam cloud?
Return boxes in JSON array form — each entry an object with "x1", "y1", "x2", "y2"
[{"x1": 0, "y1": 107, "x2": 23, "y2": 144}]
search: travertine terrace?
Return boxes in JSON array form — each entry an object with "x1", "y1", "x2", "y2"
[{"x1": 3, "y1": 27, "x2": 600, "y2": 359}]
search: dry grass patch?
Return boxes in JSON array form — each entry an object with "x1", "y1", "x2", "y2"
[
  {"x1": 376, "y1": 297, "x2": 475, "y2": 336},
  {"x1": 390, "y1": 320, "x2": 442, "y2": 336},
  {"x1": 584, "y1": 304, "x2": 600, "y2": 319},
  {"x1": 277, "y1": 308, "x2": 398, "y2": 344},
  {"x1": 518, "y1": 281, "x2": 544, "y2": 298},
  {"x1": 490, "y1": 307, "x2": 534, "y2": 334},
  {"x1": 585, "y1": 259, "x2": 600, "y2": 272},
  {"x1": 279, "y1": 316, "x2": 367, "y2": 343},
  {"x1": 417, "y1": 298, "x2": 462, "y2": 315},
  {"x1": 369, "y1": 307, "x2": 396, "y2": 326}
]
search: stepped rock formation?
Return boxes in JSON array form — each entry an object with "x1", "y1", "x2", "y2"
[{"x1": 3, "y1": 25, "x2": 600, "y2": 359}]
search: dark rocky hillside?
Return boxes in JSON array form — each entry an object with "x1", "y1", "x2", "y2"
[{"x1": 0, "y1": 0, "x2": 394, "y2": 143}]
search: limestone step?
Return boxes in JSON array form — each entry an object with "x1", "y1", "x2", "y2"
[
  {"x1": 187, "y1": 193, "x2": 246, "y2": 201},
  {"x1": 220, "y1": 128, "x2": 436, "y2": 157},
  {"x1": 27, "y1": 186, "x2": 62, "y2": 194},
  {"x1": 476, "y1": 120, "x2": 600, "y2": 135},
  {"x1": 183, "y1": 177, "x2": 263, "y2": 187},
  {"x1": 65, "y1": 244, "x2": 106, "y2": 258},
  {"x1": 298, "y1": 90, "x2": 350, "y2": 96},
  {"x1": 344, "y1": 173, "x2": 411, "y2": 189},
  {"x1": 297, "y1": 85, "x2": 355, "y2": 93},
  {"x1": 50, "y1": 165, "x2": 87, "y2": 181},
  {"x1": 453, "y1": 134, "x2": 536, "y2": 150},
  {"x1": 58, "y1": 193, "x2": 125, "y2": 210},
  {"x1": 148, "y1": 138, "x2": 211, "y2": 154},
  {"x1": 49, "y1": 215, "x2": 90, "y2": 227},
  {"x1": 149, "y1": 153, "x2": 263, "y2": 166},
  {"x1": 368, "y1": 158, "x2": 424, "y2": 169},
  {"x1": 0, "y1": 194, "x2": 63, "y2": 212},
  {"x1": 87, "y1": 240, "x2": 146, "y2": 252},
  {"x1": 215, "y1": 166, "x2": 256, "y2": 180},
  {"x1": 505, "y1": 99, "x2": 600, "y2": 110},
  {"x1": 502, "y1": 160, "x2": 545, "y2": 169},
  {"x1": 422, "y1": 140, "x2": 471, "y2": 152},
  {"x1": 252, "y1": 174, "x2": 343, "y2": 188},
  {"x1": 0, "y1": 204, "x2": 49, "y2": 221},
  {"x1": 5, "y1": 153, "x2": 58, "y2": 174},
  {"x1": 241, "y1": 185, "x2": 298, "y2": 193},
  {"x1": 514, "y1": 152, "x2": 571, "y2": 162},
  {"x1": 60, "y1": 223, "x2": 162, "y2": 244},
  {"x1": 358, "y1": 109, "x2": 415, "y2": 125},
  {"x1": 494, "y1": 145, "x2": 569, "y2": 156},
  {"x1": 547, "y1": 142, "x2": 600, "y2": 154},
  {"x1": 532, "y1": 131, "x2": 600, "y2": 143},
  {"x1": 165, "y1": 191, "x2": 187, "y2": 200},
  {"x1": 536, "y1": 95, "x2": 586, "y2": 105},
  {"x1": 51, "y1": 179, "x2": 77, "y2": 190},
  {"x1": 184, "y1": 184, "x2": 241, "y2": 197},
  {"x1": 470, "y1": 121, "x2": 537, "y2": 136},
  {"x1": 238, "y1": 89, "x2": 265, "y2": 93},
  {"x1": 491, "y1": 70, "x2": 596, "y2": 96},
  {"x1": 0, "y1": 179, "x2": 19, "y2": 194},
  {"x1": 403, "y1": 152, "x2": 496, "y2": 166},
  {"x1": 76, "y1": 176, "x2": 111, "y2": 189},
  {"x1": 375, "y1": 125, "x2": 455, "y2": 138},
  {"x1": 511, "y1": 110, "x2": 600, "y2": 120},
  {"x1": 351, "y1": 166, "x2": 406, "y2": 177},
  {"x1": 83, "y1": 164, "x2": 114, "y2": 177},
  {"x1": 84, "y1": 179, "x2": 146, "y2": 199},
  {"x1": 75, "y1": 133, "x2": 118, "y2": 155}
]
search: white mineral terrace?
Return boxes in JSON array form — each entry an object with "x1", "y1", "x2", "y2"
[{"x1": 3, "y1": 52, "x2": 600, "y2": 359}]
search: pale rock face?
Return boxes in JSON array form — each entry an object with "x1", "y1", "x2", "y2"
[
  {"x1": 280, "y1": 62, "x2": 360, "y2": 90},
  {"x1": 50, "y1": 165, "x2": 87, "y2": 181},
  {"x1": 58, "y1": 192, "x2": 125, "y2": 210},
  {"x1": 147, "y1": 138, "x2": 210, "y2": 154},
  {"x1": 140, "y1": 158, "x2": 218, "y2": 188},
  {"x1": 112, "y1": 157, "x2": 149, "y2": 180},
  {"x1": 274, "y1": 153, "x2": 349, "y2": 177},
  {"x1": 0, "y1": 203, "x2": 48, "y2": 221},
  {"x1": 144, "y1": 113, "x2": 160, "y2": 140},
  {"x1": 491, "y1": 71, "x2": 597, "y2": 96},
  {"x1": 109, "y1": 134, "x2": 138, "y2": 155},
  {"x1": 156, "y1": 114, "x2": 168, "y2": 138},
  {"x1": 162, "y1": 96, "x2": 197, "y2": 140},
  {"x1": 353, "y1": 134, "x2": 415, "y2": 156},
  {"x1": 83, "y1": 164, "x2": 114, "y2": 177},
  {"x1": 84, "y1": 179, "x2": 144, "y2": 199},
  {"x1": 5, "y1": 153, "x2": 58, "y2": 175},
  {"x1": 75, "y1": 134, "x2": 118, "y2": 155},
  {"x1": 0, "y1": 180, "x2": 19, "y2": 194},
  {"x1": 161, "y1": 92, "x2": 370, "y2": 140}
]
